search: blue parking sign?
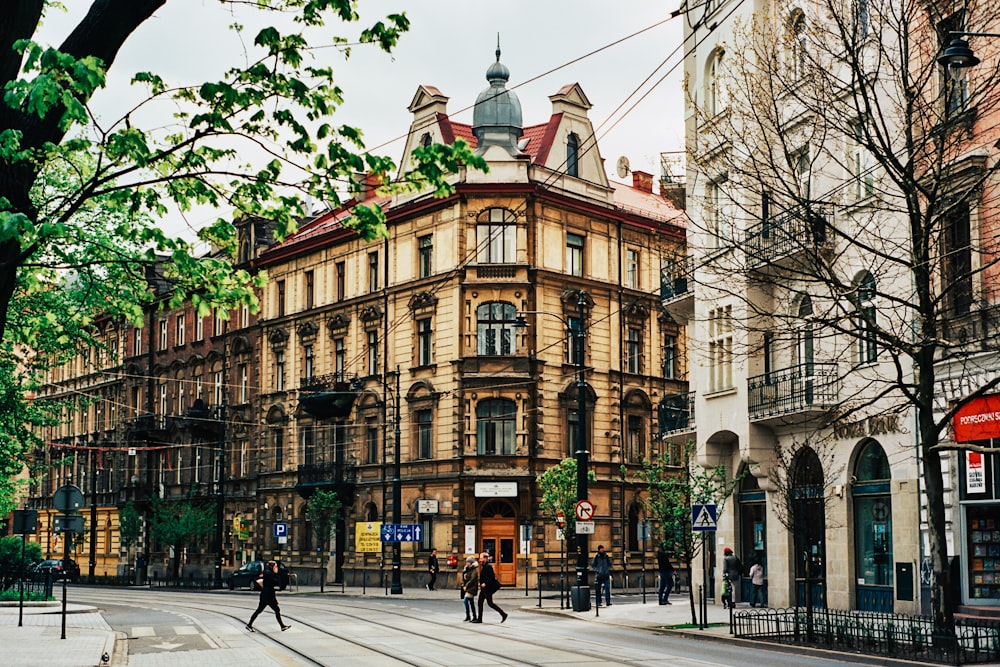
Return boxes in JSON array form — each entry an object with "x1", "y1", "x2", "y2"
[{"x1": 274, "y1": 522, "x2": 288, "y2": 538}]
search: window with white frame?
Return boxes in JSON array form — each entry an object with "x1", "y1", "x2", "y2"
[
  {"x1": 176, "y1": 314, "x2": 185, "y2": 346},
  {"x1": 708, "y1": 305, "x2": 733, "y2": 392},
  {"x1": 625, "y1": 249, "x2": 640, "y2": 289},
  {"x1": 789, "y1": 9, "x2": 808, "y2": 81},
  {"x1": 849, "y1": 119, "x2": 874, "y2": 201},
  {"x1": 239, "y1": 363, "x2": 249, "y2": 403},
  {"x1": 416, "y1": 409, "x2": 433, "y2": 459},
  {"x1": 856, "y1": 272, "x2": 878, "y2": 365},
  {"x1": 477, "y1": 208, "x2": 517, "y2": 264},
  {"x1": 706, "y1": 179, "x2": 734, "y2": 247},
  {"x1": 304, "y1": 344, "x2": 315, "y2": 380},
  {"x1": 159, "y1": 382, "x2": 167, "y2": 416},
  {"x1": 368, "y1": 251, "x2": 379, "y2": 292},
  {"x1": 626, "y1": 414, "x2": 644, "y2": 463},
  {"x1": 195, "y1": 315, "x2": 204, "y2": 341},
  {"x1": 367, "y1": 331, "x2": 379, "y2": 374},
  {"x1": 663, "y1": 333, "x2": 677, "y2": 379},
  {"x1": 275, "y1": 351, "x2": 285, "y2": 392},
  {"x1": 214, "y1": 309, "x2": 225, "y2": 337},
  {"x1": 418, "y1": 235, "x2": 433, "y2": 278},
  {"x1": 133, "y1": 327, "x2": 143, "y2": 356},
  {"x1": 707, "y1": 47, "x2": 725, "y2": 116},
  {"x1": 158, "y1": 319, "x2": 168, "y2": 350},
  {"x1": 794, "y1": 147, "x2": 811, "y2": 199},
  {"x1": 566, "y1": 232, "x2": 584, "y2": 277},
  {"x1": 334, "y1": 338, "x2": 345, "y2": 377},
  {"x1": 626, "y1": 327, "x2": 642, "y2": 374},
  {"x1": 417, "y1": 318, "x2": 433, "y2": 366},
  {"x1": 214, "y1": 370, "x2": 224, "y2": 406},
  {"x1": 366, "y1": 418, "x2": 378, "y2": 463}
]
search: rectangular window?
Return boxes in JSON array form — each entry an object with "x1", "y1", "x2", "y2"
[
  {"x1": 176, "y1": 314, "x2": 186, "y2": 347},
  {"x1": 567, "y1": 317, "x2": 584, "y2": 365},
  {"x1": 794, "y1": 148, "x2": 811, "y2": 199},
  {"x1": 625, "y1": 249, "x2": 640, "y2": 289},
  {"x1": 273, "y1": 428, "x2": 285, "y2": 471},
  {"x1": 300, "y1": 423, "x2": 315, "y2": 466},
  {"x1": 567, "y1": 407, "x2": 581, "y2": 458},
  {"x1": 850, "y1": 120, "x2": 874, "y2": 201},
  {"x1": 416, "y1": 409, "x2": 433, "y2": 459},
  {"x1": 241, "y1": 304, "x2": 250, "y2": 329},
  {"x1": 626, "y1": 327, "x2": 642, "y2": 374},
  {"x1": 133, "y1": 327, "x2": 143, "y2": 356},
  {"x1": 158, "y1": 382, "x2": 167, "y2": 417},
  {"x1": 277, "y1": 279, "x2": 286, "y2": 317},
  {"x1": 239, "y1": 363, "x2": 248, "y2": 403},
  {"x1": 275, "y1": 351, "x2": 285, "y2": 392},
  {"x1": 366, "y1": 419, "x2": 378, "y2": 464},
  {"x1": 709, "y1": 305, "x2": 734, "y2": 392},
  {"x1": 304, "y1": 345, "x2": 315, "y2": 380},
  {"x1": 626, "y1": 415, "x2": 644, "y2": 463},
  {"x1": 368, "y1": 331, "x2": 379, "y2": 375},
  {"x1": 566, "y1": 233, "x2": 584, "y2": 277},
  {"x1": 195, "y1": 315, "x2": 204, "y2": 342},
  {"x1": 417, "y1": 318, "x2": 433, "y2": 366},
  {"x1": 418, "y1": 235, "x2": 433, "y2": 278},
  {"x1": 214, "y1": 370, "x2": 224, "y2": 406},
  {"x1": 336, "y1": 262, "x2": 346, "y2": 300},
  {"x1": 368, "y1": 251, "x2": 379, "y2": 292},
  {"x1": 334, "y1": 338, "x2": 345, "y2": 378},
  {"x1": 944, "y1": 202, "x2": 973, "y2": 316},
  {"x1": 214, "y1": 309, "x2": 225, "y2": 337},
  {"x1": 662, "y1": 334, "x2": 677, "y2": 379},
  {"x1": 158, "y1": 319, "x2": 168, "y2": 351},
  {"x1": 304, "y1": 270, "x2": 315, "y2": 310}
]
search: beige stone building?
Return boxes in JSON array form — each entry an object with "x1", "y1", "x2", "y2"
[{"x1": 254, "y1": 51, "x2": 687, "y2": 588}]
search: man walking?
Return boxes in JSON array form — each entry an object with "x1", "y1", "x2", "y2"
[
  {"x1": 592, "y1": 545, "x2": 613, "y2": 606},
  {"x1": 474, "y1": 552, "x2": 508, "y2": 623},
  {"x1": 245, "y1": 560, "x2": 290, "y2": 632},
  {"x1": 657, "y1": 544, "x2": 675, "y2": 605},
  {"x1": 427, "y1": 548, "x2": 439, "y2": 591}
]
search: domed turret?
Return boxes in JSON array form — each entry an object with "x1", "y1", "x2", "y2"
[{"x1": 472, "y1": 43, "x2": 523, "y2": 156}]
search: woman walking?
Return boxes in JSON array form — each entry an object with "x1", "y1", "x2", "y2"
[
  {"x1": 474, "y1": 552, "x2": 507, "y2": 623},
  {"x1": 460, "y1": 555, "x2": 479, "y2": 622},
  {"x1": 245, "y1": 560, "x2": 290, "y2": 632}
]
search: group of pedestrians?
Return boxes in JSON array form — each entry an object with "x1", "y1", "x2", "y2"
[{"x1": 457, "y1": 551, "x2": 508, "y2": 623}]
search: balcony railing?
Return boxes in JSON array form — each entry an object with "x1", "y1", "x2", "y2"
[
  {"x1": 745, "y1": 205, "x2": 833, "y2": 270},
  {"x1": 660, "y1": 255, "x2": 694, "y2": 301},
  {"x1": 747, "y1": 363, "x2": 839, "y2": 421},
  {"x1": 475, "y1": 264, "x2": 518, "y2": 279},
  {"x1": 658, "y1": 392, "x2": 695, "y2": 435}
]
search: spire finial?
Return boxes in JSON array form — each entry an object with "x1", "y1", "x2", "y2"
[{"x1": 496, "y1": 33, "x2": 501, "y2": 62}]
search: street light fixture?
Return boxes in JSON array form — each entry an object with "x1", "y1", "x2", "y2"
[
  {"x1": 938, "y1": 31, "x2": 1000, "y2": 69},
  {"x1": 515, "y1": 289, "x2": 591, "y2": 612}
]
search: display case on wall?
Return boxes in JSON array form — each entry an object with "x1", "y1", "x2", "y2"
[{"x1": 968, "y1": 508, "x2": 1000, "y2": 600}]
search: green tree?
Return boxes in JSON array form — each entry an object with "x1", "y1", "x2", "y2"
[
  {"x1": 0, "y1": 535, "x2": 43, "y2": 591},
  {"x1": 631, "y1": 442, "x2": 741, "y2": 624},
  {"x1": 306, "y1": 489, "x2": 342, "y2": 593},
  {"x1": 536, "y1": 458, "x2": 596, "y2": 566},
  {"x1": 119, "y1": 501, "x2": 142, "y2": 560},
  {"x1": 148, "y1": 495, "x2": 215, "y2": 581}
]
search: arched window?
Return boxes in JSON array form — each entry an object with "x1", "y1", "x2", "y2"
[
  {"x1": 853, "y1": 440, "x2": 893, "y2": 611},
  {"x1": 420, "y1": 132, "x2": 432, "y2": 148},
  {"x1": 855, "y1": 272, "x2": 877, "y2": 365},
  {"x1": 476, "y1": 398, "x2": 517, "y2": 455},
  {"x1": 477, "y1": 208, "x2": 517, "y2": 264},
  {"x1": 477, "y1": 302, "x2": 517, "y2": 356},
  {"x1": 566, "y1": 133, "x2": 579, "y2": 177},
  {"x1": 707, "y1": 48, "x2": 725, "y2": 115},
  {"x1": 789, "y1": 9, "x2": 808, "y2": 81}
]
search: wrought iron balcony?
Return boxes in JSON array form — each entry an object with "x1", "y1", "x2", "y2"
[
  {"x1": 660, "y1": 256, "x2": 694, "y2": 322},
  {"x1": 747, "y1": 363, "x2": 839, "y2": 424},
  {"x1": 128, "y1": 413, "x2": 169, "y2": 437},
  {"x1": 658, "y1": 392, "x2": 696, "y2": 436},
  {"x1": 745, "y1": 205, "x2": 833, "y2": 272}
]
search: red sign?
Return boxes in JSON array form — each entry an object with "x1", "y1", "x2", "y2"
[{"x1": 953, "y1": 395, "x2": 1000, "y2": 442}]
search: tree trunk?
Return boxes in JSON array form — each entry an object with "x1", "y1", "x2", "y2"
[{"x1": 922, "y1": 443, "x2": 954, "y2": 631}]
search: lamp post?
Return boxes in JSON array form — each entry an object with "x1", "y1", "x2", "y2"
[
  {"x1": 515, "y1": 289, "x2": 590, "y2": 611},
  {"x1": 938, "y1": 31, "x2": 1000, "y2": 69},
  {"x1": 390, "y1": 366, "x2": 402, "y2": 595}
]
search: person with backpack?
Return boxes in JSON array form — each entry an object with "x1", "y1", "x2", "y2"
[
  {"x1": 592, "y1": 544, "x2": 613, "y2": 606},
  {"x1": 474, "y1": 552, "x2": 507, "y2": 623},
  {"x1": 656, "y1": 544, "x2": 675, "y2": 605}
]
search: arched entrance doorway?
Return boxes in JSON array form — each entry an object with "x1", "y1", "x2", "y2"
[
  {"x1": 792, "y1": 447, "x2": 826, "y2": 608},
  {"x1": 853, "y1": 440, "x2": 893, "y2": 612},
  {"x1": 738, "y1": 467, "x2": 766, "y2": 605},
  {"x1": 480, "y1": 500, "x2": 517, "y2": 585}
]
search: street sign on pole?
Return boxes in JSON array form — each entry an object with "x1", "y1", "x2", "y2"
[
  {"x1": 691, "y1": 503, "x2": 718, "y2": 532},
  {"x1": 575, "y1": 520, "x2": 595, "y2": 534},
  {"x1": 380, "y1": 523, "x2": 424, "y2": 543}
]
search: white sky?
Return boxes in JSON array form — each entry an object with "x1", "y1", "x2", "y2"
[{"x1": 40, "y1": 1, "x2": 685, "y2": 234}]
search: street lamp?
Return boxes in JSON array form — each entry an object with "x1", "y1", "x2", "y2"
[
  {"x1": 515, "y1": 289, "x2": 590, "y2": 611},
  {"x1": 938, "y1": 31, "x2": 1000, "y2": 69}
]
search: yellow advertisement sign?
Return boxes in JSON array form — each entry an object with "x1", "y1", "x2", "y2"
[{"x1": 355, "y1": 521, "x2": 383, "y2": 553}]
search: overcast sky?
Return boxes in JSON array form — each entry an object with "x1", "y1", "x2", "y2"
[{"x1": 41, "y1": 1, "x2": 684, "y2": 233}]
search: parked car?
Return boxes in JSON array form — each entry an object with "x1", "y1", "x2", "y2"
[
  {"x1": 226, "y1": 560, "x2": 290, "y2": 591},
  {"x1": 30, "y1": 558, "x2": 80, "y2": 582}
]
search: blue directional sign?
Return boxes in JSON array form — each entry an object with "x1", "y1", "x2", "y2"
[
  {"x1": 380, "y1": 523, "x2": 424, "y2": 543},
  {"x1": 273, "y1": 522, "x2": 288, "y2": 538},
  {"x1": 691, "y1": 503, "x2": 718, "y2": 532}
]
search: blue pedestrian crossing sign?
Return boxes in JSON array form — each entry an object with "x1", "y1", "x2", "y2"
[
  {"x1": 691, "y1": 503, "x2": 718, "y2": 532},
  {"x1": 380, "y1": 523, "x2": 423, "y2": 543}
]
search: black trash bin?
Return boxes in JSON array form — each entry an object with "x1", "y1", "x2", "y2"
[
  {"x1": 135, "y1": 554, "x2": 147, "y2": 586},
  {"x1": 571, "y1": 585, "x2": 591, "y2": 612}
]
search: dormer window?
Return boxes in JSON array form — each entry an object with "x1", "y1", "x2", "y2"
[{"x1": 567, "y1": 133, "x2": 579, "y2": 177}]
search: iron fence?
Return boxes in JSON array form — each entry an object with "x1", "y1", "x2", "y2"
[{"x1": 733, "y1": 607, "x2": 1000, "y2": 665}]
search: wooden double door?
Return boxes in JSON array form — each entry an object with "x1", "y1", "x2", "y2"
[{"x1": 481, "y1": 517, "x2": 516, "y2": 586}]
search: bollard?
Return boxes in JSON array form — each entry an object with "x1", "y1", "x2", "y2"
[
  {"x1": 537, "y1": 573, "x2": 543, "y2": 608},
  {"x1": 698, "y1": 584, "x2": 705, "y2": 630}
]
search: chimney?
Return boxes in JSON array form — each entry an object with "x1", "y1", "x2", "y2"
[
  {"x1": 632, "y1": 170, "x2": 654, "y2": 193},
  {"x1": 351, "y1": 171, "x2": 383, "y2": 201}
]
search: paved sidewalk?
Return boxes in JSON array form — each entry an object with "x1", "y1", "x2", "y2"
[{"x1": 0, "y1": 601, "x2": 120, "y2": 667}]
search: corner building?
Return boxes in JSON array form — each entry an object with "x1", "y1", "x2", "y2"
[{"x1": 256, "y1": 51, "x2": 687, "y2": 587}]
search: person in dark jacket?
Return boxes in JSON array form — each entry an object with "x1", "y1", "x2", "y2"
[
  {"x1": 427, "y1": 548, "x2": 439, "y2": 590},
  {"x1": 245, "y1": 560, "x2": 290, "y2": 632},
  {"x1": 474, "y1": 552, "x2": 507, "y2": 623},
  {"x1": 656, "y1": 544, "x2": 675, "y2": 605},
  {"x1": 460, "y1": 555, "x2": 479, "y2": 622},
  {"x1": 592, "y1": 545, "x2": 613, "y2": 606},
  {"x1": 723, "y1": 547, "x2": 743, "y2": 607}
]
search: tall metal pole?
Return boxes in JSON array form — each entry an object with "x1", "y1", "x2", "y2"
[
  {"x1": 89, "y1": 451, "x2": 97, "y2": 580},
  {"x1": 574, "y1": 290, "x2": 590, "y2": 595},
  {"x1": 215, "y1": 322, "x2": 228, "y2": 588},
  {"x1": 390, "y1": 366, "x2": 403, "y2": 594}
]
